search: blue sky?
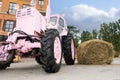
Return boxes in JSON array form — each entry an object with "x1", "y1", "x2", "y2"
[
  {"x1": 51, "y1": 0, "x2": 120, "y2": 14},
  {"x1": 50, "y1": 0, "x2": 120, "y2": 31}
]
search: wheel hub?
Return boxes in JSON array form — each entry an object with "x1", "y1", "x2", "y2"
[
  {"x1": 54, "y1": 37, "x2": 61, "y2": 64},
  {"x1": 71, "y1": 39, "x2": 75, "y2": 60}
]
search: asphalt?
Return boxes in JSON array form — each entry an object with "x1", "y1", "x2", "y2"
[{"x1": 0, "y1": 57, "x2": 120, "y2": 80}]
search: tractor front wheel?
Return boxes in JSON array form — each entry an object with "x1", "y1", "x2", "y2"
[
  {"x1": 41, "y1": 29, "x2": 62, "y2": 73},
  {"x1": 35, "y1": 56, "x2": 43, "y2": 65},
  {"x1": 0, "y1": 50, "x2": 16, "y2": 70}
]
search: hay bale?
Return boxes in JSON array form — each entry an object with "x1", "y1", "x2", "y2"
[
  {"x1": 77, "y1": 40, "x2": 115, "y2": 65},
  {"x1": 114, "y1": 51, "x2": 120, "y2": 57}
]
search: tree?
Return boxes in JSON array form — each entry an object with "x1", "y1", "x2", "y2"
[
  {"x1": 99, "y1": 19, "x2": 120, "y2": 57},
  {"x1": 67, "y1": 26, "x2": 80, "y2": 47},
  {"x1": 99, "y1": 23, "x2": 111, "y2": 41},
  {"x1": 81, "y1": 31, "x2": 92, "y2": 43},
  {"x1": 92, "y1": 29, "x2": 98, "y2": 39}
]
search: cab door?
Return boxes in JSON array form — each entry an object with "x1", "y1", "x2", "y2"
[
  {"x1": 58, "y1": 17, "x2": 68, "y2": 36},
  {"x1": 58, "y1": 18, "x2": 64, "y2": 34}
]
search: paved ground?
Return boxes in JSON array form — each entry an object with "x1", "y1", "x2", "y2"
[{"x1": 0, "y1": 58, "x2": 120, "y2": 80}]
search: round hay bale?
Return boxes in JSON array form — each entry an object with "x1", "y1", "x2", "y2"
[
  {"x1": 77, "y1": 40, "x2": 115, "y2": 65},
  {"x1": 114, "y1": 51, "x2": 120, "y2": 57}
]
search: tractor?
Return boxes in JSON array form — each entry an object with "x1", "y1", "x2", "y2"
[{"x1": 0, "y1": 0, "x2": 75, "y2": 73}]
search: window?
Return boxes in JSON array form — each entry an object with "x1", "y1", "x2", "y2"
[
  {"x1": 50, "y1": 17, "x2": 57, "y2": 26},
  {"x1": 0, "y1": 1, "x2": 2, "y2": 11},
  {"x1": 23, "y1": 4, "x2": 29, "y2": 9},
  {"x1": 0, "y1": 1, "x2": 2, "y2": 8},
  {"x1": 8, "y1": 2, "x2": 16, "y2": 14},
  {"x1": 4, "y1": 21, "x2": 15, "y2": 32},
  {"x1": 38, "y1": 0, "x2": 44, "y2": 6},
  {"x1": 59, "y1": 18, "x2": 64, "y2": 27}
]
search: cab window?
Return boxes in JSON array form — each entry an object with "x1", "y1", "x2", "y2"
[
  {"x1": 59, "y1": 18, "x2": 64, "y2": 27},
  {"x1": 50, "y1": 17, "x2": 57, "y2": 26}
]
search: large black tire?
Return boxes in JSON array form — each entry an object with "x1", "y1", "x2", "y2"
[
  {"x1": 41, "y1": 29, "x2": 62, "y2": 73},
  {"x1": 35, "y1": 56, "x2": 43, "y2": 65},
  {"x1": 0, "y1": 50, "x2": 16, "y2": 70},
  {"x1": 62, "y1": 33, "x2": 75, "y2": 65},
  {"x1": 33, "y1": 48, "x2": 43, "y2": 65}
]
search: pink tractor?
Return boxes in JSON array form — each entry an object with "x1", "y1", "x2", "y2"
[{"x1": 0, "y1": 0, "x2": 75, "y2": 73}]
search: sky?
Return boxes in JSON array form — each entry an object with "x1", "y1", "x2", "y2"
[{"x1": 50, "y1": 0, "x2": 120, "y2": 32}]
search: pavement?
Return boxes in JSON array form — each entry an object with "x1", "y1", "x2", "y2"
[{"x1": 0, "y1": 57, "x2": 120, "y2": 80}]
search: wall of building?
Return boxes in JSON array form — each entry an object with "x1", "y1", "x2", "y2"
[
  {"x1": 0, "y1": 0, "x2": 48, "y2": 37},
  {"x1": 1, "y1": 0, "x2": 48, "y2": 13}
]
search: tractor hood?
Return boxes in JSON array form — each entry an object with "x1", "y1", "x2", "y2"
[{"x1": 15, "y1": 7, "x2": 46, "y2": 35}]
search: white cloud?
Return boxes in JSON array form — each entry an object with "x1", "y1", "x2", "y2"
[
  {"x1": 109, "y1": 8, "x2": 119, "y2": 17},
  {"x1": 62, "y1": 4, "x2": 120, "y2": 31}
]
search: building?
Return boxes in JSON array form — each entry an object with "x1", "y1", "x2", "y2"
[{"x1": 0, "y1": 0, "x2": 48, "y2": 41}]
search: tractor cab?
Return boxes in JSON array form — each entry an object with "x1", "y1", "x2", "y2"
[{"x1": 48, "y1": 14, "x2": 68, "y2": 36}]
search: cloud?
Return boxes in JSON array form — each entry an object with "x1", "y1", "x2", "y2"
[{"x1": 62, "y1": 4, "x2": 120, "y2": 31}]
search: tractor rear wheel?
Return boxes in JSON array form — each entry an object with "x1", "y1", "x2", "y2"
[
  {"x1": 62, "y1": 33, "x2": 75, "y2": 65},
  {"x1": 41, "y1": 29, "x2": 62, "y2": 73},
  {"x1": 33, "y1": 48, "x2": 43, "y2": 65},
  {"x1": 0, "y1": 50, "x2": 16, "y2": 70},
  {"x1": 35, "y1": 56, "x2": 43, "y2": 65}
]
